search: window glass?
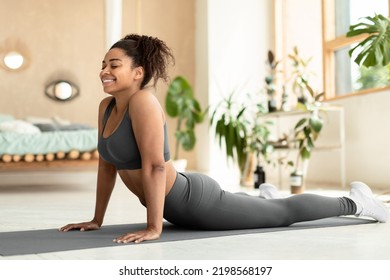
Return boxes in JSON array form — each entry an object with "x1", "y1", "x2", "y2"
[
  {"x1": 335, "y1": 44, "x2": 390, "y2": 96},
  {"x1": 335, "y1": 0, "x2": 388, "y2": 37}
]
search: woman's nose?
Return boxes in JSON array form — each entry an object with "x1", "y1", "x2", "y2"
[{"x1": 100, "y1": 68, "x2": 110, "y2": 78}]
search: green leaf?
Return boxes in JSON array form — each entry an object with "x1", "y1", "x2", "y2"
[
  {"x1": 303, "y1": 125, "x2": 310, "y2": 135},
  {"x1": 177, "y1": 130, "x2": 196, "y2": 151},
  {"x1": 165, "y1": 94, "x2": 179, "y2": 117},
  {"x1": 296, "y1": 102, "x2": 307, "y2": 111},
  {"x1": 309, "y1": 114, "x2": 323, "y2": 133},
  {"x1": 226, "y1": 122, "x2": 234, "y2": 158},
  {"x1": 268, "y1": 50, "x2": 275, "y2": 64},
  {"x1": 166, "y1": 75, "x2": 206, "y2": 157},
  {"x1": 315, "y1": 92, "x2": 324, "y2": 101},
  {"x1": 237, "y1": 107, "x2": 246, "y2": 119},
  {"x1": 301, "y1": 147, "x2": 311, "y2": 160},
  {"x1": 307, "y1": 136, "x2": 314, "y2": 148},
  {"x1": 295, "y1": 118, "x2": 307, "y2": 130},
  {"x1": 347, "y1": 14, "x2": 390, "y2": 67}
]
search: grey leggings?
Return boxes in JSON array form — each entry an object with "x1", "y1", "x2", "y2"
[{"x1": 163, "y1": 172, "x2": 356, "y2": 230}]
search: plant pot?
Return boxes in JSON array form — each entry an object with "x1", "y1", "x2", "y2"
[
  {"x1": 240, "y1": 153, "x2": 256, "y2": 187},
  {"x1": 172, "y1": 159, "x2": 187, "y2": 172},
  {"x1": 290, "y1": 171, "x2": 305, "y2": 194},
  {"x1": 253, "y1": 165, "x2": 266, "y2": 189},
  {"x1": 268, "y1": 99, "x2": 277, "y2": 112}
]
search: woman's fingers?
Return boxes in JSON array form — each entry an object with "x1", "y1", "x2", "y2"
[
  {"x1": 60, "y1": 224, "x2": 160, "y2": 244},
  {"x1": 59, "y1": 224, "x2": 78, "y2": 231},
  {"x1": 113, "y1": 230, "x2": 160, "y2": 244},
  {"x1": 59, "y1": 222, "x2": 99, "y2": 232}
]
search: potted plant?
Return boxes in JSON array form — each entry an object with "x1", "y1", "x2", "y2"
[
  {"x1": 210, "y1": 90, "x2": 274, "y2": 187},
  {"x1": 288, "y1": 46, "x2": 317, "y2": 104},
  {"x1": 289, "y1": 97, "x2": 324, "y2": 193},
  {"x1": 346, "y1": 14, "x2": 390, "y2": 88},
  {"x1": 286, "y1": 47, "x2": 325, "y2": 193},
  {"x1": 247, "y1": 103, "x2": 274, "y2": 188},
  {"x1": 210, "y1": 91, "x2": 248, "y2": 174},
  {"x1": 346, "y1": 14, "x2": 390, "y2": 69},
  {"x1": 165, "y1": 76, "x2": 207, "y2": 171}
]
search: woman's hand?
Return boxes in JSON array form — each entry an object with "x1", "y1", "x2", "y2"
[
  {"x1": 59, "y1": 220, "x2": 100, "y2": 232},
  {"x1": 113, "y1": 228, "x2": 161, "y2": 244}
]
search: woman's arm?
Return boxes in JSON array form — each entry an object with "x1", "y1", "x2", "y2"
[
  {"x1": 60, "y1": 158, "x2": 117, "y2": 232},
  {"x1": 92, "y1": 97, "x2": 118, "y2": 226},
  {"x1": 60, "y1": 98, "x2": 117, "y2": 231},
  {"x1": 92, "y1": 158, "x2": 117, "y2": 226},
  {"x1": 114, "y1": 88, "x2": 167, "y2": 243}
]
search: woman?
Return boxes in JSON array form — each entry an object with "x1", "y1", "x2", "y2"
[{"x1": 60, "y1": 34, "x2": 389, "y2": 244}]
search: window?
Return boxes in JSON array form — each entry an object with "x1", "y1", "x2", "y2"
[{"x1": 322, "y1": 0, "x2": 390, "y2": 99}]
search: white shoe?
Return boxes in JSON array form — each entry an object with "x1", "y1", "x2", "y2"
[
  {"x1": 349, "y1": 181, "x2": 389, "y2": 223},
  {"x1": 259, "y1": 183, "x2": 282, "y2": 199}
]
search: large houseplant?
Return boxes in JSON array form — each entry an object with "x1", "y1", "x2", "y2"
[
  {"x1": 346, "y1": 14, "x2": 390, "y2": 69},
  {"x1": 288, "y1": 96, "x2": 324, "y2": 193},
  {"x1": 165, "y1": 76, "x2": 207, "y2": 171},
  {"x1": 210, "y1": 91, "x2": 248, "y2": 173},
  {"x1": 346, "y1": 13, "x2": 390, "y2": 89},
  {"x1": 286, "y1": 47, "x2": 325, "y2": 193},
  {"x1": 210, "y1": 91, "x2": 273, "y2": 186}
]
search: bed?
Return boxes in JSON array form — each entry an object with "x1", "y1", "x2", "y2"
[{"x1": 0, "y1": 114, "x2": 98, "y2": 170}]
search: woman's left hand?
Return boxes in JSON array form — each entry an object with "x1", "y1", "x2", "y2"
[{"x1": 113, "y1": 228, "x2": 161, "y2": 244}]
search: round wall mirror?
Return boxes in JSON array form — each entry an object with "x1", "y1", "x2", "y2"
[
  {"x1": 54, "y1": 81, "x2": 73, "y2": 100},
  {"x1": 45, "y1": 80, "x2": 80, "y2": 102}
]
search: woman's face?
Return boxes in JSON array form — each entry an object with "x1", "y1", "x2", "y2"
[{"x1": 99, "y1": 48, "x2": 141, "y2": 95}]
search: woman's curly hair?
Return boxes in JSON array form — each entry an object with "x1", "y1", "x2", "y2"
[{"x1": 110, "y1": 34, "x2": 175, "y2": 88}]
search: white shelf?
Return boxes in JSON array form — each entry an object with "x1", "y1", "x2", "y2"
[{"x1": 261, "y1": 106, "x2": 346, "y2": 188}]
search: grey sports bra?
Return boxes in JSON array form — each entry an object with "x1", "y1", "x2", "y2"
[{"x1": 98, "y1": 98, "x2": 170, "y2": 170}]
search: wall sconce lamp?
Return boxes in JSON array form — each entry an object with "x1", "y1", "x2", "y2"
[
  {"x1": 3, "y1": 51, "x2": 25, "y2": 70},
  {"x1": 0, "y1": 39, "x2": 30, "y2": 71}
]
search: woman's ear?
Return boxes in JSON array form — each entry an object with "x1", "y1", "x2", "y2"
[{"x1": 134, "y1": 66, "x2": 144, "y2": 81}]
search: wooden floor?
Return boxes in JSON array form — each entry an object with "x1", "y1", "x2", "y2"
[{"x1": 1, "y1": 171, "x2": 390, "y2": 261}]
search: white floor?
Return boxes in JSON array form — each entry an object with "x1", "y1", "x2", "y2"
[{"x1": 1, "y1": 171, "x2": 390, "y2": 260}]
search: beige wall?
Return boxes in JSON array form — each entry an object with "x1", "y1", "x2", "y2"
[
  {"x1": 122, "y1": 0, "x2": 196, "y2": 167},
  {"x1": 0, "y1": 0, "x2": 197, "y2": 169},
  {"x1": 0, "y1": 0, "x2": 105, "y2": 126}
]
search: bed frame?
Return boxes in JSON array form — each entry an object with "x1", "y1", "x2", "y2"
[{"x1": 0, "y1": 149, "x2": 99, "y2": 171}]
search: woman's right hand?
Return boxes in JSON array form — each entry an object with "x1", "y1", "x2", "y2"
[{"x1": 59, "y1": 220, "x2": 100, "y2": 232}]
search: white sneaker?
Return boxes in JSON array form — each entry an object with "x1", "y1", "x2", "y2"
[
  {"x1": 349, "y1": 181, "x2": 389, "y2": 223},
  {"x1": 259, "y1": 183, "x2": 282, "y2": 199}
]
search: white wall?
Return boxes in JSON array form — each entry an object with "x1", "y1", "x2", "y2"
[
  {"x1": 316, "y1": 90, "x2": 390, "y2": 189},
  {"x1": 272, "y1": 0, "x2": 390, "y2": 190},
  {"x1": 195, "y1": 0, "x2": 390, "y2": 192},
  {"x1": 195, "y1": 0, "x2": 274, "y2": 190},
  {"x1": 194, "y1": 0, "x2": 210, "y2": 174}
]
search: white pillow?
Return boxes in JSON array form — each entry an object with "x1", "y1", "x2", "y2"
[
  {"x1": 25, "y1": 116, "x2": 54, "y2": 125},
  {"x1": 0, "y1": 120, "x2": 41, "y2": 134},
  {"x1": 52, "y1": 115, "x2": 71, "y2": 126},
  {"x1": 0, "y1": 114, "x2": 15, "y2": 123}
]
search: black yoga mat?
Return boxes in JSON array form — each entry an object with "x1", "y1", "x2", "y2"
[{"x1": 0, "y1": 217, "x2": 375, "y2": 256}]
